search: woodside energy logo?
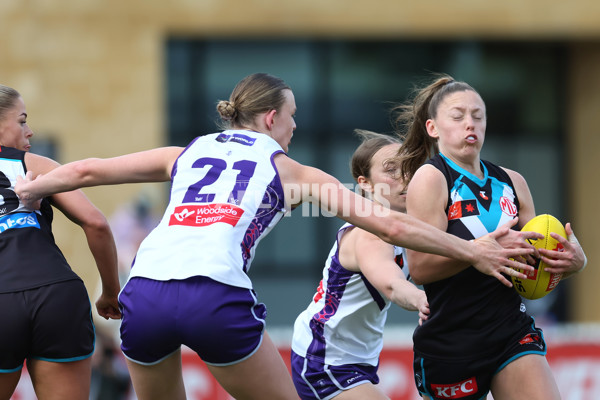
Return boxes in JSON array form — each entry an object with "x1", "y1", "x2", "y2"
[{"x1": 168, "y1": 204, "x2": 245, "y2": 227}]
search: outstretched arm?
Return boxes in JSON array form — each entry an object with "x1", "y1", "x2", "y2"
[
  {"x1": 274, "y1": 154, "x2": 534, "y2": 281},
  {"x1": 16, "y1": 147, "x2": 184, "y2": 206},
  {"x1": 23, "y1": 153, "x2": 121, "y2": 319}
]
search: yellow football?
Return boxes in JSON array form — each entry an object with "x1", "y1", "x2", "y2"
[{"x1": 511, "y1": 214, "x2": 566, "y2": 300}]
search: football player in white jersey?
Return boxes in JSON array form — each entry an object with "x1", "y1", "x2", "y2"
[
  {"x1": 16, "y1": 73, "x2": 536, "y2": 400},
  {"x1": 291, "y1": 130, "x2": 429, "y2": 400}
]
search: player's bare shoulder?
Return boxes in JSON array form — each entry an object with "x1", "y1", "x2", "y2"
[{"x1": 407, "y1": 164, "x2": 447, "y2": 213}]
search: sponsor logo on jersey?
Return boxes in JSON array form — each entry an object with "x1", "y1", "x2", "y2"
[
  {"x1": 431, "y1": 377, "x2": 478, "y2": 399},
  {"x1": 499, "y1": 195, "x2": 517, "y2": 217},
  {"x1": 168, "y1": 204, "x2": 244, "y2": 227},
  {"x1": 479, "y1": 190, "x2": 489, "y2": 200},
  {"x1": 448, "y1": 200, "x2": 479, "y2": 220},
  {"x1": 216, "y1": 133, "x2": 257, "y2": 146},
  {"x1": 0, "y1": 212, "x2": 41, "y2": 233}
]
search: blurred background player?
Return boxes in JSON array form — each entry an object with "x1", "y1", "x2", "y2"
[{"x1": 291, "y1": 130, "x2": 429, "y2": 400}]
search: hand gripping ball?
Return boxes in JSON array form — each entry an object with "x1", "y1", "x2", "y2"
[{"x1": 511, "y1": 214, "x2": 566, "y2": 300}]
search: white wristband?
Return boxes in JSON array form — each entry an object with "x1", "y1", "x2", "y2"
[{"x1": 568, "y1": 232, "x2": 588, "y2": 271}]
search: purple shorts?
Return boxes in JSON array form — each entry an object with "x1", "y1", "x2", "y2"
[
  {"x1": 291, "y1": 351, "x2": 379, "y2": 400},
  {"x1": 119, "y1": 276, "x2": 267, "y2": 366}
]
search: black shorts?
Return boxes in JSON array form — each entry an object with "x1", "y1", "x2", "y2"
[
  {"x1": 413, "y1": 322, "x2": 546, "y2": 399},
  {"x1": 0, "y1": 279, "x2": 95, "y2": 372}
]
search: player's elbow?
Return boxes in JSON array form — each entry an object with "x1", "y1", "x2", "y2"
[
  {"x1": 81, "y1": 210, "x2": 111, "y2": 233},
  {"x1": 377, "y1": 220, "x2": 407, "y2": 247},
  {"x1": 70, "y1": 158, "x2": 102, "y2": 185}
]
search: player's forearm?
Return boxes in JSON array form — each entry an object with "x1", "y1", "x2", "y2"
[
  {"x1": 407, "y1": 250, "x2": 471, "y2": 285},
  {"x1": 382, "y1": 212, "x2": 477, "y2": 265},
  {"x1": 389, "y1": 280, "x2": 422, "y2": 311},
  {"x1": 83, "y1": 221, "x2": 120, "y2": 296},
  {"x1": 18, "y1": 159, "x2": 95, "y2": 201}
]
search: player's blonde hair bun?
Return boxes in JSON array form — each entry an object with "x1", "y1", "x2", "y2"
[{"x1": 217, "y1": 100, "x2": 237, "y2": 121}]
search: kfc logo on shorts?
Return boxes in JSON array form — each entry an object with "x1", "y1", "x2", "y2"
[
  {"x1": 499, "y1": 196, "x2": 517, "y2": 217},
  {"x1": 169, "y1": 204, "x2": 244, "y2": 227},
  {"x1": 431, "y1": 377, "x2": 478, "y2": 399}
]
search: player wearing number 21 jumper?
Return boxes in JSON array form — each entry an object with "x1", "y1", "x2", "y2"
[
  {"x1": 394, "y1": 74, "x2": 587, "y2": 400},
  {"x1": 16, "y1": 73, "x2": 534, "y2": 400}
]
